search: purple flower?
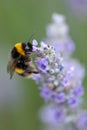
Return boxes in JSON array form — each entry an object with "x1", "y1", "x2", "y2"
[
  {"x1": 62, "y1": 59, "x2": 85, "y2": 84},
  {"x1": 65, "y1": 38, "x2": 75, "y2": 54},
  {"x1": 77, "y1": 111, "x2": 87, "y2": 129},
  {"x1": 68, "y1": 96, "x2": 78, "y2": 108},
  {"x1": 36, "y1": 58, "x2": 49, "y2": 73},
  {"x1": 32, "y1": 39, "x2": 38, "y2": 52},
  {"x1": 31, "y1": 74, "x2": 41, "y2": 84},
  {"x1": 32, "y1": 39, "x2": 38, "y2": 46},
  {"x1": 61, "y1": 75, "x2": 70, "y2": 87},
  {"x1": 54, "y1": 108, "x2": 64, "y2": 122},
  {"x1": 32, "y1": 45, "x2": 38, "y2": 52},
  {"x1": 39, "y1": 105, "x2": 65, "y2": 125},
  {"x1": 39, "y1": 85, "x2": 53, "y2": 101},
  {"x1": 74, "y1": 85, "x2": 84, "y2": 97},
  {"x1": 53, "y1": 92, "x2": 66, "y2": 103}
]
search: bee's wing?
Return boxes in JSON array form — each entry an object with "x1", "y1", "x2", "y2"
[{"x1": 7, "y1": 58, "x2": 18, "y2": 79}]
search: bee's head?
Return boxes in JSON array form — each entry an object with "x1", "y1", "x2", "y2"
[{"x1": 21, "y1": 42, "x2": 33, "y2": 54}]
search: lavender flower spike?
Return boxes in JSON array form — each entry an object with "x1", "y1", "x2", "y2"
[
  {"x1": 31, "y1": 39, "x2": 87, "y2": 130},
  {"x1": 45, "y1": 13, "x2": 75, "y2": 57},
  {"x1": 29, "y1": 13, "x2": 87, "y2": 130}
]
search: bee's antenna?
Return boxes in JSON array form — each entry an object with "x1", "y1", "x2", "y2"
[{"x1": 28, "y1": 32, "x2": 36, "y2": 43}]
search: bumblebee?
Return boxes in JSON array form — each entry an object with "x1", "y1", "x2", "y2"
[{"x1": 7, "y1": 42, "x2": 38, "y2": 79}]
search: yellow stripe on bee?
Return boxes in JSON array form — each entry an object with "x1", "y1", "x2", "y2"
[
  {"x1": 15, "y1": 43, "x2": 25, "y2": 56},
  {"x1": 15, "y1": 68, "x2": 25, "y2": 74}
]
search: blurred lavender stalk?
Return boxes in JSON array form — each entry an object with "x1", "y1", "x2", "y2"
[
  {"x1": 31, "y1": 13, "x2": 87, "y2": 130},
  {"x1": 66, "y1": 0, "x2": 87, "y2": 19}
]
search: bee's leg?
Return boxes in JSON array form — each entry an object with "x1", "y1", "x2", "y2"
[{"x1": 32, "y1": 71, "x2": 39, "y2": 74}]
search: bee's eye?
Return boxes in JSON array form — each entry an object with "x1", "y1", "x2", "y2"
[
  {"x1": 22, "y1": 43, "x2": 30, "y2": 54},
  {"x1": 27, "y1": 42, "x2": 33, "y2": 52}
]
